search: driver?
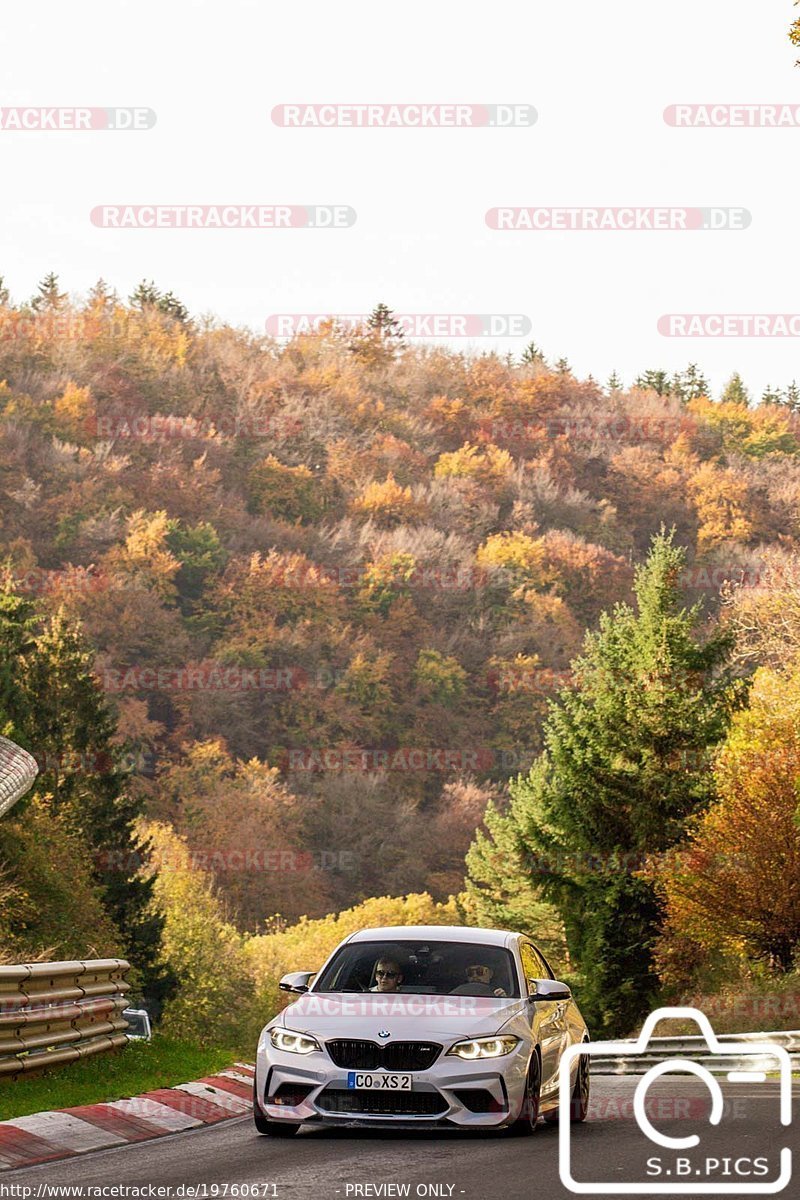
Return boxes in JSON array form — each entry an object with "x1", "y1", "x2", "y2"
[{"x1": 370, "y1": 958, "x2": 404, "y2": 993}]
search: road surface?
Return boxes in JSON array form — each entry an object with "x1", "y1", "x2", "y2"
[{"x1": 5, "y1": 1078, "x2": 796, "y2": 1199}]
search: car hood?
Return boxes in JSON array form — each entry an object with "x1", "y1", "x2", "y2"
[{"x1": 278, "y1": 992, "x2": 528, "y2": 1040}]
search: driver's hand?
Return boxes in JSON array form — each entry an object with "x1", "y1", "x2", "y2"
[{"x1": 493, "y1": 988, "x2": 507, "y2": 997}]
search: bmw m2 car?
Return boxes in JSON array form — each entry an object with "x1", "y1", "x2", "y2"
[{"x1": 253, "y1": 924, "x2": 589, "y2": 1135}]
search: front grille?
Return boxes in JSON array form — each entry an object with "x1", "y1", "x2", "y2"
[
  {"x1": 317, "y1": 1088, "x2": 447, "y2": 1116},
  {"x1": 326, "y1": 1039, "x2": 441, "y2": 1071}
]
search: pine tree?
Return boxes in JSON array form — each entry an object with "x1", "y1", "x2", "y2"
[
  {"x1": 606, "y1": 370, "x2": 623, "y2": 393},
  {"x1": 466, "y1": 532, "x2": 736, "y2": 1034},
  {"x1": 0, "y1": 276, "x2": 10, "y2": 307},
  {"x1": 635, "y1": 369, "x2": 671, "y2": 396},
  {"x1": 555, "y1": 357, "x2": 571, "y2": 375},
  {"x1": 158, "y1": 291, "x2": 189, "y2": 324},
  {"x1": 0, "y1": 584, "x2": 172, "y2": 1004},
  {"x1": 671, "y1": 364, "x2": 709, "y2": 402},
  {"x1": 367, "y1": 302, "x2": 404, "y2": 343},
  {"x1": 785, "y1": 381, "x2": 800, "y2": 412},
  {"x1": 130, "y1": 279, "x2": 162, "y2": 309},
  {"x1": 30, "y1": 272, "x2": 67, "y2": 312},
  {"x1": 0, "y1": 585, "x2": 37, "y2": 740},
  {"x1": 87, "y1": 278, "x2": 116, "y2": 313},
  {"x1": 720, "y1": 372, "x2": 749, "y2": 405},
  {"x1": 762, "y1": 384, "x2": 783, "y2": 405},
  {"x1": 521, "y1": 341, "x2": 545, "y2": 366}
]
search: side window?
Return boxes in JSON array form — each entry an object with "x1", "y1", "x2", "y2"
[
  {"x1": 534, "y1": 947, "x2": 557, "y2": 980},
  {"x1": 519, "y1": 943, "x2": 539, "y2": 995}
]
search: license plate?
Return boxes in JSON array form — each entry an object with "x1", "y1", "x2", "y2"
[{"x1": 347, "y1": 1072, "x2": 413, "y2": 1090}]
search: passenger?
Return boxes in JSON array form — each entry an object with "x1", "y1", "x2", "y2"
[
  {"x1": 370, "y1": 958, "x2": 404, "y2": 993},
  {"x1": 451, "y1": 961, "x2": 507, "y2": 997}
]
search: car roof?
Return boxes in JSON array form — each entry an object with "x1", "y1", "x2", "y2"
[{"x1": 345, "y1": 925, "x2": 518, "y2": 947}]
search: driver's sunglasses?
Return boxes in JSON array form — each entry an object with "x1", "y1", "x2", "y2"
[{"x1": 375, "y1": 970, "x2": 399, "y2": 978}]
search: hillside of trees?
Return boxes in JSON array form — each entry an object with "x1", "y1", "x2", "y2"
[{"x1": 3, "y1": 277, "x2": 800, "y2": 1034}]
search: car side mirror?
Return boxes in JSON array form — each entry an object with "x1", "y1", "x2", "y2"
[
  {"x1": 528, "y1": 977, "x2": 571, "y2": 1002},
  {"x1": 279, "y1": 971, "x2": 316, "y2": 994}
]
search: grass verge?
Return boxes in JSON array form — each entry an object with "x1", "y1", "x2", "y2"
[{"x1": 0, "y1": 1035, "x2": 250, "y2": 1122}]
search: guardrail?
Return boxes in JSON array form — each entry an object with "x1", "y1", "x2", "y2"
[
  {"x1": 591, "y1": 1029, "x2": 800, "y2": 1074},
  {"x1": 0, "y1": 960, "x2": 131, "y2": 1077},
  {"x1": 0, "y1": 736, "x2": 38, "y2": 819}
]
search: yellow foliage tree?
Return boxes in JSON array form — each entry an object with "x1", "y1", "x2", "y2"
[
  {"x1": 142, "y1": 820, "x2": 261, "y2": 1046},
  {"x1": 475, "y1": 530, "x2": 550, "y2": 588},
  {"x1": 105, "y1": 510, "x2": 181, "y2": 600},
  {"x1": 351, "y1": 474, "x2": 422, "y2": 527},
  {"x1": 53, "y1": 382, "x2": 94, "y2": 438},
  {"x1": 434, "y1": 442, "x2": 514, "y2": 488},
  {"x1": 689, "y1": 462, "x2": 752, "y2": 551},
  {"x1": 654, "y1": 665, "x2": 800, "y2": 983}
]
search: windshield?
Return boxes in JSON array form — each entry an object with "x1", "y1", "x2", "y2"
[{"x1": 313, "y1": 939, "x2": 520, "y2": 997}]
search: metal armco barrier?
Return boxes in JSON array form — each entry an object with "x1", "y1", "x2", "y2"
[
  {"x1": 591, "y1": 1028, "x2": 800, "y2": 1074},
  {"x1": 0, "y1": 960, "x2": 131, "y2": 1077},
  {"x1": 0, "y1": 736, "x2": 38, "y2": 819}
]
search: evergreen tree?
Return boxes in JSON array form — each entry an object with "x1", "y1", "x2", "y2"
[
  {"x1": 521, "y1": 341, "x2": 545, "y2": 366},
  {"x1": 466, "y1": 532, "x2": 736, "y2": 1034},
  {"x1": 555, "y1": 357, "x2": 571, "y2": 375},
  {"x1": 671, "y1": 364, "x2": 710, "y2": 402},
  {"x1": 606, "y1": 370, "x2": 623, "y2": 393},
  {"x1": 0, "y1": 584, "x2": 172, "y2": 1005},
  {"x1": 30, "y1": 272, "x2": 67, "y2": 312},
  {"x1": 720, "y1": 372, "x2": 749, "y2": 405},
  {"x1": 349, "y1": 302, "x2": 404, "y2": 366},
  {"x1": 762, "y1": 384, "x2": 783, "y2": 405},
  {"x1": 25, "y1": 611, "x2": 168, "y2": 991},
  {"x1": 129, "y1": 280, "x2": 189, "y2": 324},
  {"x1": 0, "y1": 276, "x2": 10, "y2": 307},
  {"x1": 158, "y1": 291, "x2": 190, "y2": 324},
  {"x1": 0, "y1": 585, "x2": 37, "y2": 740},
  {"x1": 367, "y1": 301, "x2": 404, "y2": 343},
  {"x1": 635, "y1": 369, "x2": 671, "y2": 396},
  {"x1": 87, "y1": 278, "x2": 116, "y2": 313},
  {"x1": 130, "y1": 279, "x2": 161, "y2": 309},
  {"x1": 785, "y1": 381, "x2": 800, "y2": 412}
]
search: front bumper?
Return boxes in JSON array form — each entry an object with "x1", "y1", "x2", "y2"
[{"x1": 254, "y1": 1042, "x2": 530, "y2": 1129}]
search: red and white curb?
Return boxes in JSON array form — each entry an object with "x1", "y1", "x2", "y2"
[{"x1": 0, "y1": 1063, "x2": 255, "y2": 1171}]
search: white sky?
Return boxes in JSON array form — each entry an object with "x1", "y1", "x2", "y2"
[{"x1": 0, "y1": 0, "x2": 797, "y2": 397}]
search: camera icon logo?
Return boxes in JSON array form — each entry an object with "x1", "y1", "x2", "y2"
[{"x1": 558, "y1": 1006, "x2": 792, "y2": 1194}]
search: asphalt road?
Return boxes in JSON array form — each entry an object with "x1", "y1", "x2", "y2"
[{"x1": 5, "y1": 1078, "x2": 797, "y2": 1200}]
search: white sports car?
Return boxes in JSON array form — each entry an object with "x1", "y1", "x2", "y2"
[{"x1": 253, "y1": 924, "x2": 589, "y2": 1135}]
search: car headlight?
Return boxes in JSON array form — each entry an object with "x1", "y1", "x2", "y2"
[
  {"x1": 446, "y1": 1036, "x2": 520, "y2": 1060},
  {"x1": 270, "y1": 1027, "x2": 320, "y2": 1054}
]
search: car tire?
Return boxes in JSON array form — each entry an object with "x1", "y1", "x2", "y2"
[
  {"x1": 508, "y1": 1050, "x2": 541, "y2": 1135},
  {"x1": 570, "y1": 1050, "x2": 590, "y2": 1123},
  {"x1": 543, "y1": 1047, "x2": 590, "y2": 1125},
  {"x1": 253, "y1": 1079, "x2": 301, "y2": 1137}
]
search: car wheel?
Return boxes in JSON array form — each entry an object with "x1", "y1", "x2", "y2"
[
  {"x1": 508, "y1": 1050, "x2": 541, "y2": 1135},
  {"x1": 253, "y1": 1079, "x2": 301, "y2": 1137},
  {"x1": 543, "y1": 1048, "x2": 590, "y2": 1125},
  {"x1": 570, "y1": 1050, "x2": 590, "y2": 1122}
]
